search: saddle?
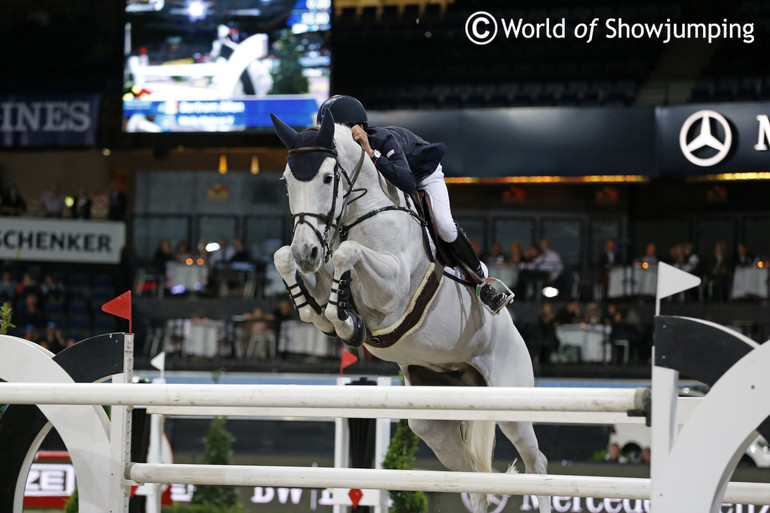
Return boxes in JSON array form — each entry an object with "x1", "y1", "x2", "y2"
[{"x1": 411, "y1": 190, "x2": 478, "y2": 285}]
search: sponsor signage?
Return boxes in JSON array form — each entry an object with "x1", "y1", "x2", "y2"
[
  {"x1": 658, "y1": 102, "x2": 770, "y2": 176},
  {"x1": 23, "y1": 463, "x2": 76, "y2": 509},
  {"x1": 0, "y1": 218, "x2": 125, "y2": 264},
  {"x1": 0, "y1": 94, "x2": 100, "y2": 147}
]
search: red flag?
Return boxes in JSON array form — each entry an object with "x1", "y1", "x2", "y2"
[
  {"x1": 348, "y1": 488, "x2": 363, "y2": 508},
  {"x1": 102, "y1": 291, "x2": 132, "y2": 333},
  {"x1": 339, "y1": 349, "x2": 358, "y2": 376}
]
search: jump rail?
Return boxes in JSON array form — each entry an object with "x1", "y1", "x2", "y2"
[
  {"x1": 0, "y1": 383, "x2": 649, "y2": 417},
  {"x1": 125, "y1": 463, "x2": 770, "y2": 505}
]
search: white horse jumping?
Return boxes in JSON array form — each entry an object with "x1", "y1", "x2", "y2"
[{"x1": 270, "y1": 111, "x2": 551, "y2": 513}]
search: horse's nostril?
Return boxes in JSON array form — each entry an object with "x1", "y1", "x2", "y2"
[{"x1": 310, "y1": 247, "x2": 319, "y2": 260}]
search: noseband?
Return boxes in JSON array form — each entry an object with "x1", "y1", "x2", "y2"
[{"x1": 287, "y1": 145, "x2": 367, "y2": 262}]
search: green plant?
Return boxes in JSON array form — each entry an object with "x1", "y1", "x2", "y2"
[
  {"x1": 190, "y1": 416, "x2": 241, "y2": 509},
  {"x1": 64, "y1": 487, "x2": 78, "y2": 513},
  {"x1": 382, "y1": 419, "x2": 428, "y2": 512},
  {"x1": 0, "y1": 302, "x2": 14, "y2": 335}
]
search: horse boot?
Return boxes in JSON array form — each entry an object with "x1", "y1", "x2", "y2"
[
  {"x1": 331, "y1": 270, "x2": 370, "y2": 347},
  {"x1": 449, "y1": 229, "x2": 514, "y2": 315}
]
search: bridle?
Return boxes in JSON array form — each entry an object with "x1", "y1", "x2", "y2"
[{"x1": 287, "y1": 143, "x2": 423, "y2": 263}]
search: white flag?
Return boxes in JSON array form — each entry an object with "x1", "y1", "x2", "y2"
[
  {"x1": 657, "y1": 262, "x2": 701, "y2": 300},
  {"x1": 150, "y1": 352, "x2": 166, "y2": 372}
]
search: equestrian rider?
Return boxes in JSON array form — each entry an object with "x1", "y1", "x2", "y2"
[{"x1": 317, "y1": 95, "x2": 514, "y2": 315}]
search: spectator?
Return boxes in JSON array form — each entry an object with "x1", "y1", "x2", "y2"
[
  {"x1": 229, "y1": 237, "x2": 250, "y2": 263},
  {"x1": 14, "y1": 273, "x2": 40, "y2": 300},
  {"x1": 598, "y1": 238, "x2": 620, "y2": 298},
  {"x1": 583, "y1": 302, "x2": 602, "y2": 325},
  {"x1": 707, "y1": 242, "x2": 732, "y2": 302},
  {"x1": 40, "y1": 321, "x2": 66, "y2": 354},
  {"x1": 273, "y1": 300, "x2": 297, "y2": 358},
  {"x1": 1, "y1": 184, "x2": 27, "y2": 216},
  {"x1": 154, "y1": 238, "x2": 175, "y2": 272},
  {"x1": 609, "y1": 304, "x2": 644, "y2": 362},
  {"x1": 668, "y1": 243, "x2": 684, "y2": 268},
  {"x1": 40, "y1": 274, "x2": 66, "y2": 304},
  {"x1": 555, "y1": 299, "x2": 582, "y2": 325},
  {"x1": 209, "y1": 237, "x2": 235, "y2": 267},
  {"x1": 508, "y1": 241, "x2": 524, "y2": 265},
  {"x1": 734, "y1": 242, "x2": 754, "y2": 268},
  {"x1": 70, "y1": 187, "x2": 92, "y2": 219},
  {"x1": 0, "y1": 271, "x2": 16, "y2": 303},
  {"x1": 40, "y1": 180, "x2": 66, "y2": 218},
  {"x1": 640, "y1": 243, "x2": 658, "y2": 266},
  {"x1": 488, "y1": 242, "x2": 506, "y2": 265},
  {"x1": 534, "y1": 302, "x2": 559, "y2": 364},
  {"x1": 515, "y1": 239, "x2": 563, "y2": 300},
  {"x1": 244, "y1": 307, "x2": 275, "y2": 359},
  {"x1": 107, "y1": 181, "x2": 128, "y2": 220},
  {"x1": 604, "y1": 443, "x2": 627, "y2": 464},
  {"x1": 174, "y1": 241, "x2": 193, "y2": 263},
  {"x1": 15, "y1": 294, "x2": 46, "y2": 336}
]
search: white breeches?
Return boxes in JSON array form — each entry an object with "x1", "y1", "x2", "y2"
[{"x1": 418, "y1": 164, "x2": 458, "y2": 243}]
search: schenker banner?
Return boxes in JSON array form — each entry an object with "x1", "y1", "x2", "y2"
[
  {"x1": 0, "y1": 94, "x2": 100, "y2": 147},
  {"x1": 0, "y1": 218, "x2": 125, "y2": 264}
]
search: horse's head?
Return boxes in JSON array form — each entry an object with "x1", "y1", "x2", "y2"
[{"x1": 271, "y1": 111, "x2": 347, "y2": 273}]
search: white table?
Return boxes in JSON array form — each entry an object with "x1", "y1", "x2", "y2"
[
  {"x1": 277, "y1": 320, "x2": 336, "y2": 357},
  {"x1": 555, "y1": 323, "x2": 611, "y2": 363},
  {"x1": 606, "y1": 265, "x2": 658, "y2": 298},
  {"x1": 166, "y1": 262, "x2": 208, "y2": 293},
  {"x1": 731, "y1": 266, "x2": 769, "y2": 299},
  {"x1": 185, "y1": 320, "x2": 224, "y2": 357}
]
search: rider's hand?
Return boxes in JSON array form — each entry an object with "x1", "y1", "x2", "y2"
[{"x1": 351, "y1": 125, "x2": 374, "y2": 158}]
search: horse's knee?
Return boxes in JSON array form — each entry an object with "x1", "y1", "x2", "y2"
[
  {"x1": 333, "y1": 241, "x2": 361, "y2": 270},
  {"x1": 274, "y1": 246, "x2": 296, "y2": 276}
]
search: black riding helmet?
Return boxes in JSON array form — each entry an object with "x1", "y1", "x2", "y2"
[{"x1": 316, "y1": 95, "x2": 368, "y2": 127}]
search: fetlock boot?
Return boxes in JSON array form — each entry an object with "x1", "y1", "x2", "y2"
[{"x1": 448, "y1": 228, "x2": 513, "y2": 315}]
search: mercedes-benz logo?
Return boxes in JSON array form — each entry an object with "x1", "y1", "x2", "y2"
[{"x1": 679, "y1": 110, "x2": 733, "y2": 167}]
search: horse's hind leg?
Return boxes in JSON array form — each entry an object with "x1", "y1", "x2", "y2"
[
  {"x1": 408, "y1": 418, "x2": 492, "y2": 513},
  {"x1": 498, "y1": 420, "x2": 552, "y2": 513}
]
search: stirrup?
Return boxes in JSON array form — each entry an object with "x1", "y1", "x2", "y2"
[{"x1": 476, "y1": 277, "x2": 515, "y2": 314}]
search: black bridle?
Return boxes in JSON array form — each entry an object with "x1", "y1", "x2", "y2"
[{"x1": 287, "y1": 144, "x2": 424, "y2": 263}]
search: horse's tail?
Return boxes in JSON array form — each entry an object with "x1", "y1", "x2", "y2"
[
  {"x1": 464, "y1": 420, "x2": 496, "y2": 513},
  {"x1": 462, "y1": 419, "x2": 496, "y2": 473}
]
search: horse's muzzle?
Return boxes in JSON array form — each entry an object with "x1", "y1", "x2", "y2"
[{"x1": 292, "y1": 242, "x2": 322, "y2": 273}]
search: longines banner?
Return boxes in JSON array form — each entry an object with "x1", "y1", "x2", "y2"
[
  {"x1": 0, "y1": 94, "x2": 100, "y2": 147},
  {"x1": 657, "y1": 102, "x2": 770, "y2": 176},
  {"x1": 0, "y1": 218, "x2": 125, "y2": 264}
]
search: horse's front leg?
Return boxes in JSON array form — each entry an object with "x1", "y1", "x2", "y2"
[
  {"x1": 273, "y1": 246, "x2": 336, "y2": 335},
  {"x1": 325, "y1": 240, "x2": 406, "y2": 344}
]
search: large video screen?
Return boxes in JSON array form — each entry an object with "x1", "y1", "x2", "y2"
[{"x1": 122, "y1": 0, "x2": 330, "y2": 133}]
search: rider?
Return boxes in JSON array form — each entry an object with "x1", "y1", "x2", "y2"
[{"x1": 317, "y1": 95, "x2": 514, "y2": 315}]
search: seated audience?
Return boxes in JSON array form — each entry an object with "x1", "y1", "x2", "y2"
[{"x1": 2, "y1": 184, "x2": 27, "y2": 216}]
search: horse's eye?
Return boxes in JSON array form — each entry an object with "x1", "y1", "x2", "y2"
[{"x1": 323, "y1": 174, "x2": 333, "y2": 185}]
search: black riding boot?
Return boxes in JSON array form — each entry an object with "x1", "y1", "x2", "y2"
[{"x1": 448, "y1": 228, "x2": 512, "y2": 315}]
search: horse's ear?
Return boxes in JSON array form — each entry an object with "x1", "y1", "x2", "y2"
[
  {"x1": 317, "y1": 109, "x2": 335, "y2": 149},
  {"x1": 271, "y1": 113, "x2": 299, "y2": 149}
]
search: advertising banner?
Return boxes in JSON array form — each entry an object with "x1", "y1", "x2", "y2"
[
  {"x1": 0, "y1": 218, "x2": 125, "y2": 264},
  {"x1": 0, "y1": 94, "x2": 100, "y2": 147}
]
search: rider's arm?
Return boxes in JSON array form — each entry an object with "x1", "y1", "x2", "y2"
[{"x1": 367, "y1": 129, "x2": 417, "y2": 193}]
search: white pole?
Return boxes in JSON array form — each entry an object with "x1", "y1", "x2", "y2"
[
  {"x1": 124, "y1": 463, "x2": 770, "y2": 505},
  {"x1": 0, "y1": 383, "x2": 648, "y2": 413}
]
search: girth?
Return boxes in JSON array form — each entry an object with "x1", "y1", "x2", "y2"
[{"x1": 366, "y1": 262, "x2": 443, "y2": 349}]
